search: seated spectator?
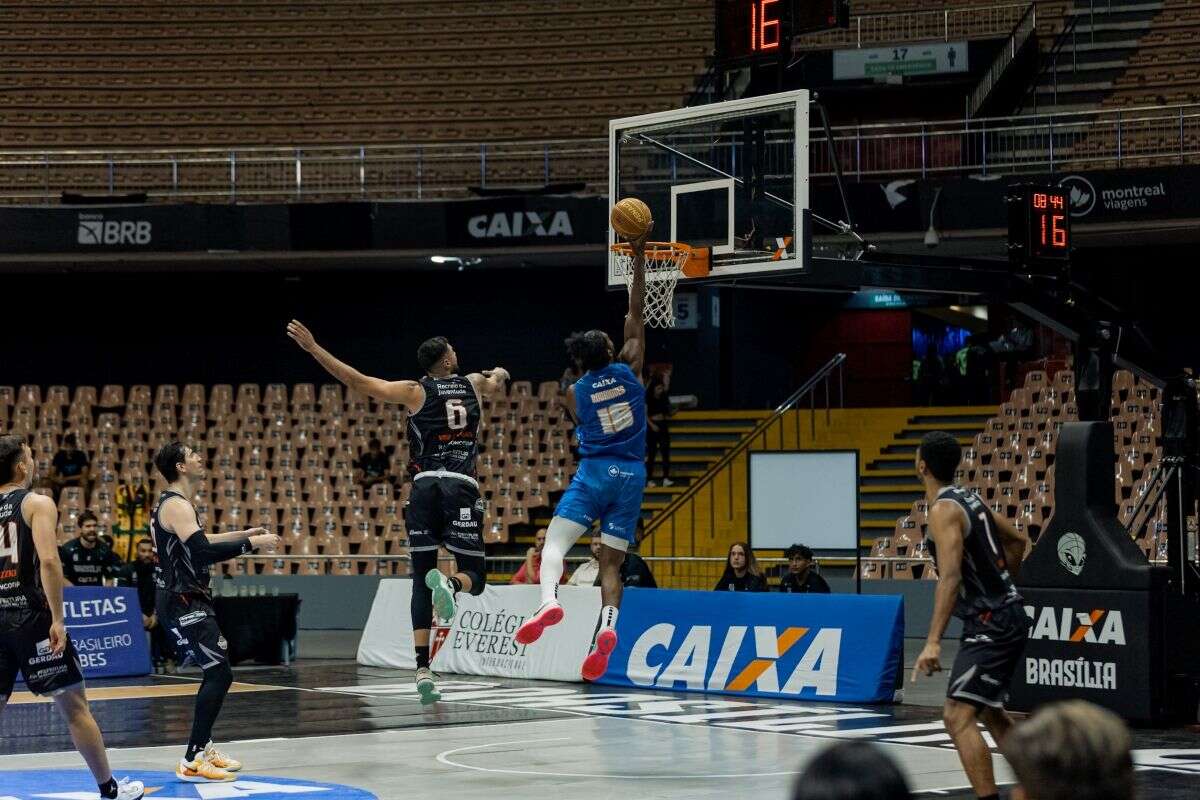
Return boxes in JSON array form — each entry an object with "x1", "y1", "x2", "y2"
[
  {"x1": 791, "y1": 741, "x2": 911, "y2": 800},
  {"x1": 619, "y1": 540, "x2": 657, "y2": 589},
  {"x1": 122, "y1": 537, "x2": 172, "y2": 672},
  {"x1": 50, "y1": 433, "x2": 89, "y2": 494},
  {"x1": 513, "y1": 528, "x2": 565, "y2": 585},
  {"x1": 355, "y1": 438, "x2": 393, "y2": 490},
  {"x1": 1003, "y1": 701, "x2": 1134, "y2": 800},
  {"x1": 779, "y1": 544, "x2": 831, "y2": 593},
  {"x1": 60, "y1": 511, "x2": 124, "y2": 586},
  {"x1": 568, "y1": 529, "x2": 602, "y2": 586},
  {"x1": 714, "y1": 541, "x2": 767, "y2": 592}
]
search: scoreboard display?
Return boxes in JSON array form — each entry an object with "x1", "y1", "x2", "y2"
[
  {"x1": 716, "y1": 0, "x2": 850, "y2": 65},
  {"x1": 1007, "y1": 185, "x2": 1072, "y2": 275}
]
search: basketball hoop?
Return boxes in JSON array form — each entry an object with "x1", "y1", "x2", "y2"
[{"x1": 610, "y1": 241, "x2": 693, "y2": 328}]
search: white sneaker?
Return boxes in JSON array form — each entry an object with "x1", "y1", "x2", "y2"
[
  {"x1": 415, "y1": 666, "x2": 440, "y2": 705},
  {"x1": 662, "y1": 478, "x2": 674, "y2": 486},
  {"x1": 204, "y1": 740, "x2": 242, "y2": 772},
  {"x1": 114, "y1": 777, "x2": 146, "y2": 800}
]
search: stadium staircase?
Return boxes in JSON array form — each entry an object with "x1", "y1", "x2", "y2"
[
  {"x1": 1019, "y1": 0, "x2": 1164, "y2": 115},
  {"x1": 639, "y1": 404, "x2": 997, "y2": 569}
]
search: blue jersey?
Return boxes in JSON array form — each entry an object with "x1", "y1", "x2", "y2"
[{"x1": 573, "y1": 362, "x2": 646, "y2": 461}]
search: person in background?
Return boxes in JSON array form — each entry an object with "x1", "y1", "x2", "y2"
[
  {"x1": 645, "y1": 373, "x2": 672, "y2": 487},
  {"x1": 779, "y1": 543, "x2": 831, "y2": 593},
  {"x1": 714, "y1": 541, "x2": 767, "y2": 592},
  {"x1": 512, "y1": 528, "x2": 565, "y2": 586},
  {"x1": 132, "y1": 537, "x2": 172, "y2": 673},
  {"x1": 1003, "y1": 701, "x2": 1133, "y2": 800},
  {"x1": 791, "y1": 741, "x2": 912, "y2": 800},
  {"x1": 571, "y1": 524, "x2": 657, "y2": 589},
  {"x1": 50, "y1": 433, "x2": 90, "y2": 496},
  {"x1": 60, "y1": 511, "x2": 124, "y2": 586},
  {"x1": 354, "y1": 438, "x2": 392, "y2": 491},
  {"x1": 115, "y1": 471, "x2": 151, "y2": 560},
  {"x1": 568, "y1": 528, "x2": 602, "y2": 587},
  {"x1": 559, "y1": 332, "x2": 585, "y2": 392},
  {"x1": 619, "y1": 537, "x2": 657, "y2": 589}
]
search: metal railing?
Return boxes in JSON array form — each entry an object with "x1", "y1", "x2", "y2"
[
  {"x1": 967, "y1": 3, "x2": 1039, "y2": 117},
  {"x1": 793, "y1": 2, "x2": 1032, "y2": 50},
  {"x1": 643, "y1": 354, "x2": 846, "y2": 558},
  {"x1": 3, "y1": 104, "x2": 1200, "y2": 203}
]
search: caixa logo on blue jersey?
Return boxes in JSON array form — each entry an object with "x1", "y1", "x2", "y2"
[
  {"x1": 0, "y1": 770, "x2": 377, "y2": 799},
  {"x1": 627, "y1": 623, "x2": 842, "y2": 697}
]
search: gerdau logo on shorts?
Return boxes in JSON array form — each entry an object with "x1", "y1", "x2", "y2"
[{"x1": 626, "y1": 624, "x2": 841, "y2": 696}]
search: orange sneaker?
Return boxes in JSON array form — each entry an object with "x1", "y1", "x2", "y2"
[
  {"x1": 204, "y1": 741, "x2": 243, "y2": 772},
  {"x1": 176, "y1": 757, "x2": 235, "y2": 783}
]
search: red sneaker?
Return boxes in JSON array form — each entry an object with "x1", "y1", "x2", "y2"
[
  {"x1": 515, "y1": 601, "x2": 564, "y2": 645},
  {"x1": 581, "y1": 628, "x2": 617, "y2": 681}
]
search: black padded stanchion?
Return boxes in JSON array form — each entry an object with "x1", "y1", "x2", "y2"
[{"x1": 1009, "y1": 421, "x2": 1173, "y2": 723}]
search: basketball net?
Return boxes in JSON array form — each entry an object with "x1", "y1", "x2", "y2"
[{"x1": 610, "y1": 242, "x2": 692, "y2": 329}]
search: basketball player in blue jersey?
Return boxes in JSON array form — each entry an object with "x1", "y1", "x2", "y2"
[{"x1": 516, "y1": 229, "x2": 649, "y2": 681}]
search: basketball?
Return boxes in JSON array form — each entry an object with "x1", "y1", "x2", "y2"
[{"x1": 610, "y1": 197, "x2": 653, "y2": 240}]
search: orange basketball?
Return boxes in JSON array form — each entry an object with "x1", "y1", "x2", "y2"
[{"x1": 610, "y1": 197, "x2": 653, "y2": 240}]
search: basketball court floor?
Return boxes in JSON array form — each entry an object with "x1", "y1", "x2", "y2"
[{"x1": 2, "y1": 651, "x2": 1198, "y2": 800}]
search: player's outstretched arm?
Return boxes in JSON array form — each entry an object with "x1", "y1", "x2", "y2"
[
  {"x1": 913, "y1": 502, "x2": 964, "y2": 682},
  {"x1": 617, "y1": 229, "x2": 649, "y2": 376},
  {"x1": 468, "y1": 367, "x2": 511, "y2": 398},
  {"x1": 287, "y1": 320, "x2": 424, "y2": 410}
]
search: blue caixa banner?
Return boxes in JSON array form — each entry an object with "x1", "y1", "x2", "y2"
[
  {"x1": 597, "y1": 588, "x2": 904, "y2": 703},
  {"x1": 63, "y1": 587, "x2": 151, "y2": 678}
]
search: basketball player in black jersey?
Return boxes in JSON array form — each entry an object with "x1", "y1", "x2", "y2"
[
  {"x1": 0, "y1": 436, "x2": 144, "y2": 800},
  {"x1": 912, "y1": 431, "x2": 1030, "y2": 800},
  {"x1": 151, "y1": 441, "x2": 280, "y2": 782},
  {"x1": 287, "y1": 320, "x2": 509, "y2": 704}
]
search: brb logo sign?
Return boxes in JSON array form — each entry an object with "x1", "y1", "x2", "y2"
[
  {"x1": 0, "y1": 770, "x2": 377, "y2": 800},
  {"x1": 626, "y1": 624, "x2": 841, "y2": 696},
  {"x1": 77, "y1": 213, "x2": 152, "y2": 246}
]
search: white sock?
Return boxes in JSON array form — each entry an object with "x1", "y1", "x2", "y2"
[
  {"x1": 600, "y1": 605, "x2": 619, "y2": 630},
  {"x1": 540, "y1": 517, "x2": 586, "y2": 605}
]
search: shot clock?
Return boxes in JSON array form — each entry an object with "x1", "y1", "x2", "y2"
[
  {"x1": 716, "y1": 0, "x2": 849, "y2": 66},
  {"x1": 1008, "y1": 185, "x2": 1072, "y2": 276}
]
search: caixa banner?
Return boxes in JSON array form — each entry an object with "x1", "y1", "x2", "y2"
[
  {"x1": 63, "y1": 587, "x2": 151, "y2": 678},
  {"x1": 597, "y1": 589, "x2": 904, "y2": 703},
  {"x1": 1009, "y1": 587, "x2": 1164, "y2": 722}
]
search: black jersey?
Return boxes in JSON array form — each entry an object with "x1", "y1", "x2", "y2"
[
  {"x1": 406, "y1": 376, "x2": 481, "y2": 478},
  {"x1": 151, "y1": 490, "x2": 210, "y2": 599},
  {"x1": 59, "y1": 538, "x2": 123, "y2": 586},
  {"x1": 0, "y1": 489, "x2": 48, "y2": 630},
  {"x1": 927, "y1": 486, "x2": 1022, "y2": 619}
]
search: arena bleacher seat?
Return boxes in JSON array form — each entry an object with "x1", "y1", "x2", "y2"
[
  {"x1": 7, "y1": 379, "x2": 575, "y2": 577},
  {"x1": 863, "y1": 367, "x2": 1173, "y2": 579}
]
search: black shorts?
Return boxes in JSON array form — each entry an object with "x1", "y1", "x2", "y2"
[
  {"x1": 947, "y1": 603, "x2": 1030, "y2": 710},
  {"x1": 159, "y1": 594, "x2": 228, "y2": 671},
  {"x1": 0, "y1": 612, "x2": 85, "y2": 697},
  {"x1": 406, "y1": 474, "x2": 486, "y2": 558}
]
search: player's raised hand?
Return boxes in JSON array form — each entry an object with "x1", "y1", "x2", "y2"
[
  {"x1": 631, "y1": 222, "x2": 653, "y2": 256},
  {"x1": 287, "y1": 320, "x2": 318, "y2": 352}
]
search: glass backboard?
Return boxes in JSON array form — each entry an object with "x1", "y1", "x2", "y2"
[{"x1": 608, "y1": 90, "x2": 809, "y2": 288}]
